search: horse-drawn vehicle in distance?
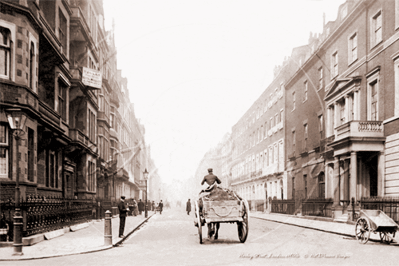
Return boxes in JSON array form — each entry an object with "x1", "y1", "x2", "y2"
[{"x1": 194, "y1": 187, "x2": 249, "y2": 244}]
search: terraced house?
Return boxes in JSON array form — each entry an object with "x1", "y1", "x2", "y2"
[{"x1": 204, "y1": 0, "x2": 399, "y2": 224}]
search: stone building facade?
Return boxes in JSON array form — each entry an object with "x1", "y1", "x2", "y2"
[{"x1": 0, "y1": 0, "x2": 155, "y2": 209}]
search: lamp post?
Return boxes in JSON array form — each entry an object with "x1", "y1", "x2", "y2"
[
  {"x1": 6, "y1": 109, "x2": 27, "y2": 256},
  {"x1": 143, "y1": 168, "x2": 149, "y2": 218}
]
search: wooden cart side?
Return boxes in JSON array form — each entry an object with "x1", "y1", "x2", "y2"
[
  {"x1": 359, "y1": 210, "x2": 398, "y2": 232},
  {"x1": 203, "y1": 200, "x2": 241, "y2": 221}
]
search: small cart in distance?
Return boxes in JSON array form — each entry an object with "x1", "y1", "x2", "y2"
[
  {"x1": 355, "y1": 209, "x2": 398, "y2": 244},
  {"x1": 194, "y1": 198, "x2": 249, "y2": 244}
]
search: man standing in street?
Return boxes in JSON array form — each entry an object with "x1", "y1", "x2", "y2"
[
  {"x1": 138, "y1": 199, "x2": 144, "y2": 215},
  {"x1": 118, "y1": 196, "x2": 128, "y2": 238},
  {"x1": 186, "y1": 199, "x2": 191, "y2": 215},
  {"x1": 159, "y1": 200, "x2": 164, "y2": 214}
]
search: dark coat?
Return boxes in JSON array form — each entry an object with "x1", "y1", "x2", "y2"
[
  {"x1": 186, "y1": 201, "x2": 191, "y2": 212},
  {"x1": 138, "y1": 201, "x2": 144, "y2": 212},
  {"x1": 201, "y1": 173, "x2": 221, "y2": 186},
  {"x1": 118, "y1": 201, "x2": 128, "y2": 217},
  {"x1": 158, "y1": 202, "x2": 163, "y2": 210}
]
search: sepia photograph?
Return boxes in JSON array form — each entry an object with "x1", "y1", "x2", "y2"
[{"x1": 1, "y1": 0, "x2": 399, "y2": 265}]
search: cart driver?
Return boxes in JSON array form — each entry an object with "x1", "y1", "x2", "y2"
[{"x1": 201, "y1": 168, "x2": 221, "y2": 192}]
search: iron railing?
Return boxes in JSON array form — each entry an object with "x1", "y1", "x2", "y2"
[
  {"x1": 302, "y1": 198, "x2": 333, "y2": 217},
  {"x1": 1, "y1": 196, "x2": 95, "y2": 238},
  {"x1": 271, "y1": 199, "x2": 295, "y2": 215},
  {"x1": 359, "y1": 197, "x2": 399, "y2": 224}
]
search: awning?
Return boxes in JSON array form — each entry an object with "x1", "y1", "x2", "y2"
[{"x1": 310, "y1": 162, "x2": 324, "y2": 178}]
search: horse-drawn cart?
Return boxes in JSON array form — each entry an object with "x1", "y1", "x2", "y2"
[
  {"x1": 355, "y1": 209, "x2": 398, "y2": 244},
  {"x1": 194, "y1": 190, "x2": 249, "y2": 244}
]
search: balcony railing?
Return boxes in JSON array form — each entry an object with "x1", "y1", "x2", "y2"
[
  {"x1": 69, "y1": 129, "x2": 96, "y2": 153},
  {"x1": 39, "y1": 101, "x2": 61, "y2": 127},
  {"x1": 335, "y1": 121, "x2": 383, "y2": 142}
]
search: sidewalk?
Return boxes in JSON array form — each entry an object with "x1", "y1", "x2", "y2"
[
  {"x1": 0, "y1": 213, "x2": 153, "y2": 261},
  {"x1": 250, "y1": 211, "x2": 399, "y2": 244}
]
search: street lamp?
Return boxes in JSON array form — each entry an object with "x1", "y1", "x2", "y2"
[
  {"x1": 143, "y1": 168, "x2": 149, "y2": 218},
  {"x1": 7, "y1": 109, "x2": 27, "y2": 256}
]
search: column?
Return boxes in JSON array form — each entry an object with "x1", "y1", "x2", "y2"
[
  {"x1": 339, "y1": 160, "x2": 345, "y2": 202},
  {"x1": 333, "y1": 159, "x2": 340, "y2": 207},
  {"x1": 334, "y1": 102, "x2": 339, "y2": 132},
  {"x1": 353, "y1": 90, "x2": 359, "y2": 120},
  {"x1": 350, "y1": 151, "x2": 357, "y2": 201},
  {"x1": 378, "y1": 151, "x2": 385, "y2": 197},
  {"x1": 345, "y1": 95, "x2": 350, "y2": 123},
  {"x1": 343, "y1": 159, "x2": 350, "y2": 202}
]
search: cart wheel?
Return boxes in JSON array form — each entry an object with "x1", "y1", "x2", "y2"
[
  {"x1": 379, "y1": 232, "x2": 393, "y2": 244},
  {"x1": 355, "y1": 217, "x2": 370, "y2": 244},
  {"x1": 237, "y1": 199, "x2": 249, "y2": 243},
  {"x1": 195, "y1": 201, "x2": 202, "y2": 244}
]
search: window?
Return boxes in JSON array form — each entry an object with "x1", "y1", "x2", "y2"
[
  {"x1": 0, "y1": 125, "x2": 9, "y2": 178},
  {"x1": 280, "y1": 109, "x2": 284, "y2": 126},
  {"x1": 304, "y1": 81, "x2": 308, "y2": 101},
  {"x1": 318, "y1": 114, "x2": 323, "y2": 138},
  {"x1": 292, "y1": 91, "x2": 296, "y2": 110},
  {"x1": 46, "y1": 150, "x2": 57, "y2": 188},
  {"x1": 269, "y1": 146, "x2": 273, "y2": 166},
  {"x1": 340, "y1": 100, "x2": 346, "y2": 124},
  {"x1": 270, "y1": 117, "x2": 273, "y2": 129},
  {"x1": 88, "y1": 160, "x2": 96, "y2": 192},
  {"x1": 260, "y1": 125, "x2": 263, "y2": 140},
  {"x1": 29, "y1": 42, "x2": 35, "y2": 88},
  {"x1": 110, "y1": 113, "x2": 114, "y2": 128},
  {"x1": 372, "y1": 11, "x2": 382, "y2": 47},
  {"x1": 367, "y1": 72, "x2": 379, "y2": 121},
  {"x1": 275, "y1": 113, "x2": 279, "y2": 125},
  {"x1": 58, "y1": 80, "x2": 67, "y2": 121},
  {"x1": 349, "y1": 33, "x2": 357, "y2": 63},
  {"x1": 303, "y1": 124, "x2": 308, "y2": 149},
  {"x1": 58, "y1": 9, "x2": 67, "y2": 52},
  {"x1": 319, "y1": 67, "x2": 324, "y2": 90},
  {"x1": 0, "y1": 27, "x2": 11, "y2": 79},
  {"x1": 88, "y1": 108, "x2": 96, "y2": 142},
  {"x1": 264, "y1": 122, "x2": 267, "y2": 139},
  {"x1": 370, "y1": 81, "x2": 378, "y2": 120},
  {"x1": 28, "y1": 128, "x2": 34, "y2": 182},
  {"x1": 331, "y1": 51, "x2": 338, "y2": 78},
  {"x1": 318, "y1": 173, "x2": 325, "y2": 198}
]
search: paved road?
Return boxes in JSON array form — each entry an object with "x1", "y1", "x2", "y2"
[{"x1": 10, "y1": 208, "x2": 398, "y2": 266}]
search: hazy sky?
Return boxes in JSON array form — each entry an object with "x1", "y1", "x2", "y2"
[{"x1": 102, "y1": 0, "x2": 345, "y2": 184}]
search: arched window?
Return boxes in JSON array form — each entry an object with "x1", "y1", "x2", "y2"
[{"x1": 0, "y1": 27, "x2": 11, "y2": 78}]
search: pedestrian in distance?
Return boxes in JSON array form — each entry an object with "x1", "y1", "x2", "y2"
[
  {"x1": 152, "y1": 201, "x2": 155, "y2": 212},
  {"x1": 158, "y1": 200, "x2": 164, "y2": 214},
  {"x1": 118, "y1": 196, "x2": 129, "y2": 238},
  {"x1": 132, "y1": 198, "x2": 137, "y2": 216},
  {"x1": 186, "y1": 199, "x2": 191, "y2": 215},
  {"x1": 138, "y1": 199, "x2": 144, "y2": 215}
]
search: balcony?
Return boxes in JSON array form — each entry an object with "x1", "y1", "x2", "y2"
[
  {"x1": 335, "y1": 121, "x2": 384, "y2": 142},
  {"x1": 97, "y1": 111, "x2": 110, "y2": 126},
  {"x1": 70, "y1": 7, "x2": 92, "y2": 44},
  {"x1": 39, "y1": 101, "x2": 60, "y2": 128},
  {"x1": 69, "y1": 128, "x2": 97, "y2": 154}
]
